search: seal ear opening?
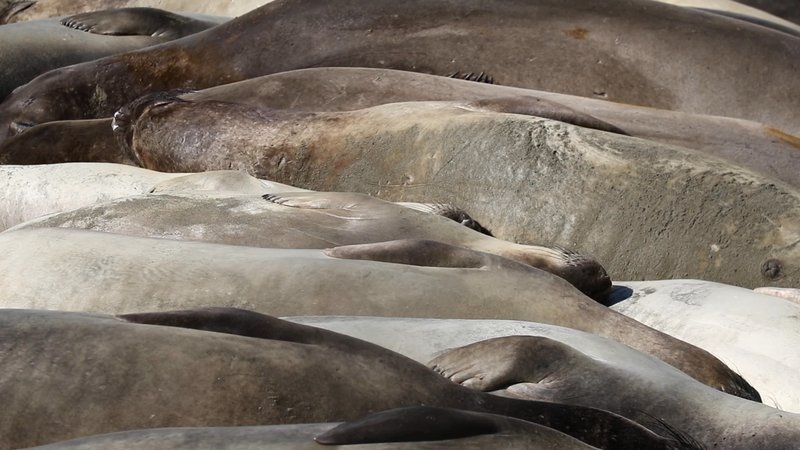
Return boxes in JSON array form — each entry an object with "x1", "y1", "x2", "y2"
[{"x1": 315, "y1": 406, "x2": 499, "y2": 445}]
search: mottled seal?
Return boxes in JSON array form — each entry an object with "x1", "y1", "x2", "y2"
[
  {"x1": 0, "y1": 8, "x2": 225, "y2": 101},
  {"x1": 607, "y1": 279, "x2": 800, "y2": 412},
  {"x1": 287, "y1": 316, "x2": 800, "y2": 450},
  {"x1": 0, "y1": 308, "x2": 681, "y2": 449},
  {"x1": 0, "y1": 228, "x2": 761, "y2": 402},
  {"x1": 2, "y1": 0, "x2": 799, "y2": 142},
  {"x1": 10, "y1": 191, "x2": 610, "y2": 299},
  {"x1": 25, "y1": 407, "x2": 598, "y2": 449},
  {"x1": 111, "y1": 95, "x2": 800, "y2": 289},
  {"x1": 181, "y1": 67, "x2": 800, "y2": 188}
]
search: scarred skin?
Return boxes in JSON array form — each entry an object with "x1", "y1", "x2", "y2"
[{"x1": 1, "y1": 0, "x2": 799, "y2": 143}]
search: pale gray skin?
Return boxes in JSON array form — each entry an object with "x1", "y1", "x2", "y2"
[
  {"x1": 0, "y1": 308, "x2": 679, "y2": 450},
  {"x1": 0, "y1": 228, "x2": 760, "y2": 402},
  {"x1": 26, "y1": 407, "x2": 596, "y2": 450},
  {"x1": 9, "y1": 191, "x2": 611, "y2": 300},
  {"x1": 0, "y1": 9, "x2": 226, "y2": 102},
  {"x1": 287, "y1": 316, "x2": 800, "y2": 450},
  {"x1": 0, "y1": 164, "x2": 303, "y2": 231},
  {"x1": 607, "y1": 279, "x2": 800, "y2": 412},
  {"x1": 116, "y1": 97, "x2": 800, "y2": 289},
  {"x1": 2, "y1": 0, "x2": 800, "y2": 143},
  {"x1": 183, "y1": 67, "x2": 800, "y2": 189}
]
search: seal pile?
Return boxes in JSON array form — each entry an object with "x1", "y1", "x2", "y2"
[{"x1": 1, "y1": 1, "x2": 799, "y2": 449}]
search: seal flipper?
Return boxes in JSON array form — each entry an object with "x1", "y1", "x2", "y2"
[
  {"x1": 117, "y1": 307, "x2": 391, "y2": 357},
  {"x1": 315, "y1": 406, "x2": 499, "y2": 445},
  {"x1": 325, "y1": 239, "x2": 537, "y2": 274},
  {"x1": 466, "y1": 96, "x2": 628, "y2": 136},
  {"x1": 428, "y1": 336, "x2": 587, "y2": 393},
  {"x1": 447, "y1": 71, "x2": 495, "y2": 84},
  {"x1": 396, "y1": 202, "x2": 493, "y2": 236},
  {"x1": 263, "y1": 192, "x2": 379, "y2": 210},
  {"x1": 61, "y1": 7, "x2": 222, "y2": 39}
]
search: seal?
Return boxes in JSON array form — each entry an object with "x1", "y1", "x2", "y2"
[
  {"x1": 182, "y1": 67, "x2": 800, "y2": 188},
  {"x1": 0, "y1": 8, "x2": 225, "y2": 101},
  {"x1": 10, "y1": 191, "x2": 610, "y2": 299},
  {"x1": 9, "y1": 67, "x2": 800, "y2": 188},
  {"x1": 1, "y1": 0, "x2": 798, "y2": 142},
  {"x1": 607, "y1": 279, "x2": 800, "y2": 412},
  {"x1": 0, "y1": 119, "x2": 133, "y2": 165},
  {"x1": 286, "y1": 316, "x2": 800, "y2": 450},
  {"x1": 0, "y1": 228, "x2": 761, "y2": 402},
  {"x1": 0, "y1": 307, "x2": 683, "y2": 449},
  {"x1": 25, "y1": 407, "x2": 600, "y2": 449},
  {"x1": 110, "y1": 93, "x2": 800, "y2": 289},
  {"x1": 0, "y1": 163, "x2": 304, "y2": 231}
]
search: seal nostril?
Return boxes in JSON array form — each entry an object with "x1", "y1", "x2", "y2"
[{"x1": 761, "y1": 259, "x2": 783, "y2": 280}]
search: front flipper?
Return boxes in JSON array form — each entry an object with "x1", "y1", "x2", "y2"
[
  {"x1": 118, "y1": 307, "x2": 393, "y2": 357},
  {"x1": 447, "y1": 71, "x2": 495, "y2": 84},
  {"x1": 315, "y1": 406, "x2": 501, "y2": 445},
  {"x1": 263, "y1": 192, "x2": 379, "y2": 210},
  {"x1": 61, "y1": 7, "x2": 222, "y2": 39},
  {"x1": 325, "y1": 239, "x2": 535, "y2": 274},
  {"x1": 396, "y1": 202, "x2": 493, "y2": 236},
  {"x1": 429, "y1": 336, "x2": 589, "y2": 394},
  {"x1": 466, "y1": 96, "x2": 628, "y2": 136}
]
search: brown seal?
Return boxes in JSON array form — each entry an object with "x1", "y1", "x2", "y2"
[
  {"x1": 1, "y1": 0, "x2": 798, "y2": 143},
  {"x1": 0, "y1": 8, "x2": 224, "y2": 102},
  {"x1": 0, "y1": 307, "x2": 686, "y2": 449}
]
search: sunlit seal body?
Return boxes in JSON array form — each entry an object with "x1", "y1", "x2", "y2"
[
  {"x1": 2, "y1": 0, "x2": 799, "y2": 143},
  {"x1": 9, "y1": 191, "x2": 610, "y2": 299},
  {"x1": 112, "y1": 95, "x2": 800, "y2": 289},
  {"x1": 0, "y1": 163, "x2": 301, "y2": 231},
  {"x1": 288, "y1": 316, "x2": 800, "y2": 450},
  {"x1": 0, "y1": 308, "x2": 680, "y2": 449},
  {"x1": 0, "y1": 8, "x2": 225, "y2": 101},
  {"x1": 608, "y1": 279, "x2": 800, "y2": 412},
  {"x1": 0, "y1": 228, "x2": 761, "y2": 402}
]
